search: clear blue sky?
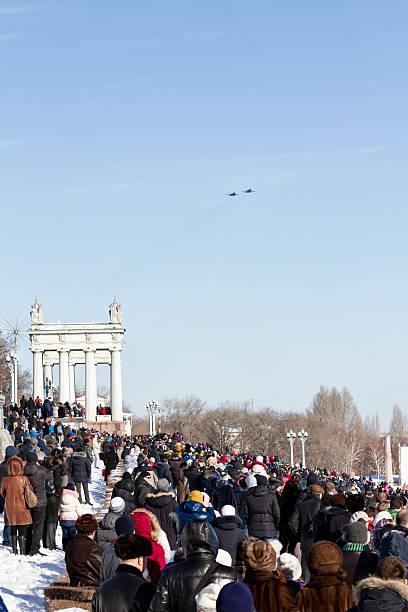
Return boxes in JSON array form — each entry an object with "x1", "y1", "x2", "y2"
[{"x1": 2, "y1": 1, "x2": 408, "y2": 426}]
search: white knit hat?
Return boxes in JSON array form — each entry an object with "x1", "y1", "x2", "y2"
[
  {"x1": 278, "y1": 553, "x2": 302, "y2": 581},
  {"x1": 221, "y1": 505, "x2": 235, "y2": 517},
  {"x1": 245, "y1": 475, "x2": 257, "y2": 489},
  {"x1": 110, "y1": 497, "x2": 125, "y2": 513}
]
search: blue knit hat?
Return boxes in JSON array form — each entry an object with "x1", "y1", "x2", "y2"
[
  {"x1": 29, "y1": 431, "x2": 38, "y2": 439},
  {"x1": 216, "y1": 582, "x2": 254, "y2": 612},
  {"x1": 115, "y1": 515, "x2": 135, "y2": 537},
  {"x1": 5, "y1": 446, "x2": 18, "y2": 458}
]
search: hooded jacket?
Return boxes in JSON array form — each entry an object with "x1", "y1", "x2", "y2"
[
  {"x1": 170, "y1": 500, "x2": 216, "y2": 540},
  {"x1": 132, "y1": 509, "x2": 166, "y2": 585},
  {"x1": 145, "y1": 490, "x2": 178, "y2": 550},
  {"x1": 380, "y1": 525, "x2": 408, "y2": 575},
  {"x1": 148, "y1": 519, "x2": 243, "y2": 612},
  {"x1": 350, "y1": 576, "x2": 408, "y2": 611},
  {"x1": 1, "y1": 456, "x2": 33, "y2": 526},
  {"x1": 212, "y1": 514, "x2": 245, "y2": 565},
  {"x1": 240, "y1": 485, "x2": 280, "y2": 539},
  {"x1": 60, "y1": 488, "x2": 82, "y2": 521},
  {"x1": 211, "y1": 479, "x2": 236, "y2": 512},
  {"x1": 69, "y1": 451, "x2": 91, "y2": 483},
  {"x1": 23, "y1": 461, "x2": 52, "y2": 507},
  {"x1": 94, "y1": 510, "x2": 124, "y2": 551}
]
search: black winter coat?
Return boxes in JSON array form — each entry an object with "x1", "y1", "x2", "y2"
[
  {"x1": 289, "y1": 493, "x2": 321, "y2": 543},
  {"x1": 105, "y1": 450, "x2": 119, "y2": 474},
  {"x1": 279, "y1": 481, "x2": 302, "y2": 531},
  {"x1": 145, "y1": 491, "x2": 178, "y2": 550},
  {"x1": 168, "y1": 459, "x2": 181, "y2": 488},
  {"x1": 148, "y1": 520, "x2": 242, "y2": 612},
  {"x1": 93, "y1": 564, "x2": 156, "y2": 612},
  {"x1": 350, "y1": 576, "x2": 408, "y2": 611},
  {"x1": 212, "y1": 480, "x2": 236, "y2": 512},
  {"x1": 69, "y1": 452, "x2": 91, "y2": 483},
  {"x1": 156, "y1": 462, "x2": 172, "y2": 484},
  {"x1": 24, "y1": 461, "x2": 52, "y2": 507},
  {"x1": 240, "y1": 485, "x2": 280, "y2": 539},
  {"x1": 212, "y1": 515, "x2": 246, "y2": 565},
  {"x1": 184, "y1": 467, "x2": 206, "y2": 493}
]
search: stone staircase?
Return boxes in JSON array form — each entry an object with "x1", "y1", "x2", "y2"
[{"x1": 44, "y1": 459, "x2": 125, "y2": 611}]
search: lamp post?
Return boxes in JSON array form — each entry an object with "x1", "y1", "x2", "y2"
[
  {"x1": 44, "y1": 377, "x2": 53, "y2": 401},
  {"x1": 286, "y1": 430, "x2": 297, "y2": 467},
  {"x1": 297, "y1": 428, "x2": 308, "y2": 467},
  {"x1": 146, "y1": 398, "x2": 158, "y2": 436}
]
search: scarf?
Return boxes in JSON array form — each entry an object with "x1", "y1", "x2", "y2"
[{"x1": 342, "y1": 543, "x2": 368, "y2": 552}]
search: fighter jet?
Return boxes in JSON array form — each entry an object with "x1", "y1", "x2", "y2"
[
  {"x1": 227, "y1": 192, "x2": 238, "y2": 196},
  {"x1": 243, "y1": 188, "x2": 255, "y2": 193}
]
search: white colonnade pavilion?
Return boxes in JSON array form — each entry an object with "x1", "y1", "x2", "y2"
[{"x1": 28, "y1": 298, "x2": 125, "y2": 422}]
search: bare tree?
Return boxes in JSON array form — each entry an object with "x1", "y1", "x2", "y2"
[{"x1": 162, "y1": 395, "x2": 206, "y2": 443}]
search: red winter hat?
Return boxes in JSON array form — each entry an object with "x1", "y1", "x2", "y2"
[
  {"x1": 220, "y1": 456, "x2": 229, "y2": 464},
  {"x1": 252, "y1": 461, "x2": 267, "y2": 472}
]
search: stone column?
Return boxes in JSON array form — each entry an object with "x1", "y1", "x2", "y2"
[
  {"x1": 69, "y1": 363, "x2": 76, "y2": 404},
  {"x1": 110, "y1": 349, "x2": 123, "y2": 422},
  {"x1": 33, "y1": 350, "x2": 44, "y2": 400},
  {"x1": 59, "y1": 349, "x2": 70, "y2": 403},
  {"x1": 85, "y1": 349, "x2": 97, "y2": 421},
  {"x1": 43, "y1": 363, "x2": 53, "y2": 384}
]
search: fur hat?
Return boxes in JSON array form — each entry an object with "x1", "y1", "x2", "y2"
[
  {"x1": 244, "y1": 540, "x2": 276, "y2": 571},
  {"x1": 308, "y1": 541, "x2": 343, "y2": 576},
  {"x1": 188, "y1": 490, "x2": 204, "y2": 503},
  {"x1": 5, "y1": 446, "x2": 18, "y2": 458},
  {"x1": 109, "y1": 497, "x2": 126, "y2": 513},
  {"x1": 196, "y1": 580, "x2": 231, "y2": 612},
  {"x1": 344, "y1": 522, "x2": 368, "y2": 544},
  {"x1": 278, "y1": 553, "x2": 302, "y2": 581},
  {"x1": 75, "y1": 514, "x2": 98, "y2": 534},
  {"x1": 331, "y1": 494, "x2": 347, "y2": 508}
]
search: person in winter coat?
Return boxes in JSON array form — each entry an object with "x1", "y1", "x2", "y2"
[
  {"x1": 111, "y1": 475, "x2": 137, "y2": 515},
  {"x1": 148, "y1": 519, "x2": 243, "y2": 612},
  {"x1": 65, "y1": 514, "x2": 102, "y2": 587},
  {"x1": 95, "y1": 497, "x2": 126, "y2": 552},
  {"x1": 212, "y1": 474, "x2": 236, "y2": 512},
  {"x1": 145, "y1": 478, "x2": 178, "y2": 550},
  {"x1": 93, "y1": 533, "x2": 156, "y2": 612},
  {"x1": 289, "y1": 484, "x2": 323, "y2": 582},
  {"x1": 184, "y1": 461, "x2": 207, "y2": 493},
  {"x1": 243, "y1": 540, "x2": 298, "y2": 612},
  {"x1": 341, "y1": 522, "x2": 378, "y2": 585},
  {"x1": 60, "y1": 482, "x2": 82, "y2": 550},
  {"x1": 170, "y1": 491, "x2": 216, "y2": 542},
  {"x1": 212, "y1": 505, "x2": 246, "y2": 566},
  {"x1": 42, "y1": 454, "x2": 64, "y2": 549},
  {"x1": 296, "y1": 540, "x2": 353, "y2": 612},
  {"x1": 168, "y1": 454, "x2": 182, "y2": 489},
  {"x1": 1, "y1": 455, "x2": 33, "y2": 555},
  {"x1": 132, "y1": 509, "x2": 166, "y2": 584},
  {"x1": 315, "y1": 494, "x2": 350, "y2": 543},
  {"x1": 69, "y1": 450, "x2": 92, "y2": 504},
  {"x1": 104, "y1": 444, "x2": 119, "y2": 483},
  {"x1": 24, "y1": 452, "x2": 52, "y2": 555},
  {"x1": 350, "y1": 555, "x2": 408, "y2": 611},
  {"x1": 135, "y1": 471, "x2": 157, "y2": 508},
  {"x1": 279, "y1": 474, "x2": 303, "y2": 554},
  {"x1": 156, "y1": 455, "x2": 172, "y2": 483},
  {"x1": 0, "y1": 445, "x2": 18, "y2": 546},
  {"x1": 380, "y1": 508, "x2": 408, "y2": 574},
  {"x1": 240, "y1": 475, "x2": 280, "y2": 542},
  {"x1": 100, "y1": 515, "x2": 136, "y2": 582}
]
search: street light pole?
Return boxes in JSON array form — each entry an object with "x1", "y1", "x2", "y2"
[
  {"x1": 146, "y1": 399, "x2": 158, "y2": 436},
  {"x1": 297, "y1": 428, "x2": 309, "y2": 467},
  {"x1": 286, "y1": 430, "x2": 297, "y2": 467}
]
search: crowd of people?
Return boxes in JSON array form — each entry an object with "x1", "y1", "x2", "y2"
[{"x1": 1, "y1": 413, "x2": 408, "y2": 611}]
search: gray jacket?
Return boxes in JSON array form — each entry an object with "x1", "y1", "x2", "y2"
[{"x1": 100, "y1": 541, "x2": 120, "y2": 582}]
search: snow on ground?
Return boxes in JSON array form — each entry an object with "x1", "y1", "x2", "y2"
[{"x1": 0, "y1": 465, "x2": 106, "y2": 612}]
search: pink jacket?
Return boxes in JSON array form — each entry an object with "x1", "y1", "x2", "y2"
[{"x1": 60, "y1": 488, "x2": 82, "y2": 521}]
